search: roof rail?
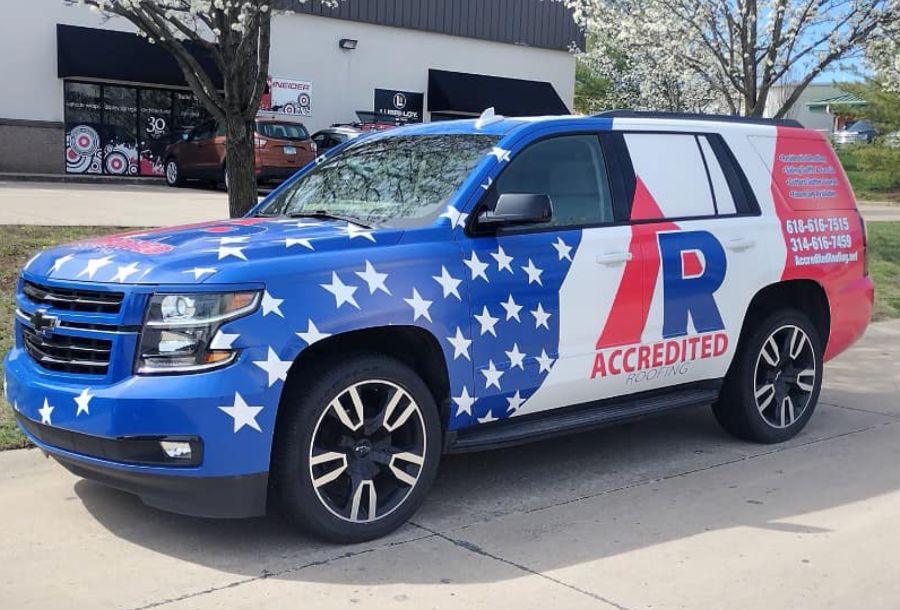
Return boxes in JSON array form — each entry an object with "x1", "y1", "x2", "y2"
[{"x1": 594, "y1": 110, "x2": 802, "y2": 128}]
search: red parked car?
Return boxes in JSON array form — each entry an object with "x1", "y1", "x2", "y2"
[{"x1": 163, "y1": 118, "x2": 316, "y2": 188}]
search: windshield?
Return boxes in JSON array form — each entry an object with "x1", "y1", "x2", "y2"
[
  {"x1": 256, "y1": 122, "x2": 310, "y2": 141},
  {"x1": 258, "y1": 134, "x2": 498, "y2": 227}
]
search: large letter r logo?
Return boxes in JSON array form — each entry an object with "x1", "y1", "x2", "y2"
[{"x1": 659, "y1": 230, "x2": 727, "y2": 338}]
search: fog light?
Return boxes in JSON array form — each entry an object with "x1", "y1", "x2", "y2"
[{"x1": 160, "y1": 441, "x2": 192, "y2": 460}]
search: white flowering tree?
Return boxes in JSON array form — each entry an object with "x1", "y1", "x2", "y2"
[
  {"x1": 566, "y1": 0, "x2": 899, "y2": 117},
  {"x1": 71, "y1": 0, "x2": 336, "y2": 217}
]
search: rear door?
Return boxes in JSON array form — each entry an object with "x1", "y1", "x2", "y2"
[{"x1": 613, "y1": 130, "x2": 770, "y2": 390}]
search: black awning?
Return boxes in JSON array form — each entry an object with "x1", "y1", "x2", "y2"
[
  {"x1": 427, "y1": 69, "x2": 569, "y2": 117},
  {"x1": 57, "y1": 24, "x2": 223, "y2": 89}
]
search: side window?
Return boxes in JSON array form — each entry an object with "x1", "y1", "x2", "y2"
[
  {"x1": 623, "y1": 133, "x2": 715, "y2": 219},
  {"x1": 494, "y1": 135, "x2": 614, "y2": 228},
  {"x1": 215, "y1": 122, "x2": 225, "y2": 137},
  {"x1": 191, "y1": 121, "x2": 214, "y2": 141},
  {"x1": 698, "y1": 136, "x2": 736, "y2": 214}
]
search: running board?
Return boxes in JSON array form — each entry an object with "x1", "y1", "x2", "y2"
[{"x1": 446, "y1": 380, "x2": 722, "y2": 453}]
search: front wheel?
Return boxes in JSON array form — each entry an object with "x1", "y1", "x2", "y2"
[
  {"x1": 164, "y1": 158, "x2": 183, "y2": 187},
  {"x1": 713, "y1": 309, "x2": 823, "y2": 443},
  {"x1": 273, "y1": 353, "x2": 441, "y2": 543}
]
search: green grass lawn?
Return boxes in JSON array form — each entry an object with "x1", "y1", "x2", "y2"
[
  {"x1": 1, "y1": 222, "x2": 900, "y2": 451},
  {"x1": 837, "y1": 145, "x2": 900, "y2": 203}
]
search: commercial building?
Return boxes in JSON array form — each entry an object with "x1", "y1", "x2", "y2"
[{"x1": 0, "y1": 0, "x2": 581, "y2": 178}]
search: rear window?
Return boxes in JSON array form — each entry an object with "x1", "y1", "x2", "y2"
[{"x1": 256, "y1": 122, "x2": 310, "y2": 141}]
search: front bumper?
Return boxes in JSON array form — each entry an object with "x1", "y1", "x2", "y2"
[
  {"x1": 4, "y1": 345, "x2": 278, "y2": 518},
  {"x1": 19, "y1": 413, "x2": 266, "y2": 518}
]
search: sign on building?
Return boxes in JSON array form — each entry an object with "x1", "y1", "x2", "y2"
[
  {"x1": 261, "y1": 77, "x2": 313, "y2": 116},
  {"x1": 374, "y1": 88, "x2": 424, "y2": 123}
]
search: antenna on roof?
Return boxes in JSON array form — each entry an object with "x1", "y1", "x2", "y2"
[{"x1": 475, "y1": 107, "x2": 504, "y2": 129}]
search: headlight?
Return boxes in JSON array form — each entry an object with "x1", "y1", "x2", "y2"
[{"x1": 137, "y1": 291, "x2": 260, "y2": 374}]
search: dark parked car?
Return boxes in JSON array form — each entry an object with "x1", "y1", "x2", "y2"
[
  {"x1": 310, "y1": 126, "x2": 363, "y2": 153},
  {"x1": 163, "y1": 118, "x2": 317, "y2": 187}
]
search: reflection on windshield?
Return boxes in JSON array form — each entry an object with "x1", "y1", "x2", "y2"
[{"x1": 260, "y1": 134, "x2": 498, "y2": 227}]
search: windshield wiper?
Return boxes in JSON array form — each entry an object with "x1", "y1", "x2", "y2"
[{"x1": 287, "y1": 210, "x2": 373, "y2": 228}]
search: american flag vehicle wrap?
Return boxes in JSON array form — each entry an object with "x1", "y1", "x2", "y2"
[{"x1": 3, "y1": 113, "x2": 873, "y2": 535}]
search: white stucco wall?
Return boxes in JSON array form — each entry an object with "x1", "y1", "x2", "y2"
[{"x1": 0, "y1": 0, "x2": 575, "y2": 131}]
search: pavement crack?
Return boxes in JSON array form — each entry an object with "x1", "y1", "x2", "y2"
[
  {"x1": 410, "y1": 523, "x2": 632, "y2": 610},
  {"x1": 820, "y1": 401, "x2": 900, "y2": 420},
  {"x1": 123, "y1": 531, "x2": 436, "y2": 610}
]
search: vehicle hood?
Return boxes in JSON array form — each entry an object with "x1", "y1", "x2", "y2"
[{"x1": 23, "y1": 217, "x2": 404, "y2": 286}]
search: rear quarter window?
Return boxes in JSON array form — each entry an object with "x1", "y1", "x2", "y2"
[{"x1": 749, "y1": 131, "x2": 857, "y2": 211}]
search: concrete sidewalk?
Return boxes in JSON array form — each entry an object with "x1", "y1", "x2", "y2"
[
  {"x1": 0, "y1": 180, "x2": 898, "y2": 228},
  {"x1": 1, "y1": 321, "x2": 898, "y2": 609}
]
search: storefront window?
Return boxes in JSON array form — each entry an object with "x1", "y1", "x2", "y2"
[
  {"x1": 64, "y1": 82, "x2": 103, "y2": 175},
  {"x1": 64, "y1": 81, "x2": 211, "y2": 177}
]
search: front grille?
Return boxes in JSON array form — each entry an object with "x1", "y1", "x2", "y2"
[
  {"x1": 23, "y1": 281, "x2": 124, "y2": 314},
  {"x1": 22, "y1": 326, "x2": 112, "y2": 375}
]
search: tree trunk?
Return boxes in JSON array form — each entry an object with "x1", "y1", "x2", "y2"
[{"x1": 224, "y1": 116, "x2": 257, "y2": 218}]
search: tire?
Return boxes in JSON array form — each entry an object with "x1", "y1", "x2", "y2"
[
  {"x1": 164, "y1": 158, "x2": 183, "y2": 187},
  {"x1": 713, "y1": 308, "x2": 823, "y2": 443},
  {"x1": 272, "y1": 353, "x2": 442, "y2": 543}
]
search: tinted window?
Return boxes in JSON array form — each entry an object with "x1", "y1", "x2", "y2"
[
  {"x1": 257, "y1": 122, "x2": 310, "y2": 141},
  {"x1": 698, "y1": 136, "x2": 736, "y2": 214},
  {"x1": 191, "y1": 121, "x2": 215, "y2": 141},
  {"x1": 494, "y1": 135, "x2": 613, "y2": 227},
  {"x1": 260, "y1": 134, "x2": 498, "y2": 227},
  {"x1": 624, "y1": 133, "x2": 715, "y2": 219}
]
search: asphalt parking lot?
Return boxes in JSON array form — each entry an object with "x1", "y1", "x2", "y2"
[
  {"x1": 0, "y1": 180, "x2": 897, "y2": 227},
  {"x1": 1, "y1": 320, "x2": 898, "y2": 609}
]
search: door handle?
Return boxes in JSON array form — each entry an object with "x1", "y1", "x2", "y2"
[
  {"x1": 726, "y1": 237, "x2": 755, "y2": 251},
  {"x1": 596, "y1": 251, "x2": 632, "y2": 265}
]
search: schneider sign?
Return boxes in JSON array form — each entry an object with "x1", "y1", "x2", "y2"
[{"x1": 374, "y1": 88, "x2": 423, "y2": 123}]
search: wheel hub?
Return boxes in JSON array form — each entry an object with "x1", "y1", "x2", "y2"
[{"x1": 753, "y1": 325, "x2": 817, "y2": 429}]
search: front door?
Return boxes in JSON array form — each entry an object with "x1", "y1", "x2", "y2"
[{"x1": 461, "y1": 133, "x2": 638, "y2": 425}]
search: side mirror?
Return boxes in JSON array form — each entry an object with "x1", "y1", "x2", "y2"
[{"x1": 477, "y1": 193, "x2": 552, "y2": 227}]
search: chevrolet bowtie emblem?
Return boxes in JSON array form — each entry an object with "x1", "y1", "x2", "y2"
[{"x1": 31, "y1": 309, "x2": 59, "y2": 336}]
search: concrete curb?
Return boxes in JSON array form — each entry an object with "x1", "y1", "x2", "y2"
[{"x1": 0, "y1": 172, "x2": 164, "y2": 186}]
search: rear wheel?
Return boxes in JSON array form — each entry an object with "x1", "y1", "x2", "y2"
[
  {"x1": 273, "y1": 353, "x2": 441, "y2": 543},
  {"x1": 713, "y1": 309, "x2": 823, "y2": 443}
]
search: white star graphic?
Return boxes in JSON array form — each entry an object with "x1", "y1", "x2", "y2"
[
  {"x1": 481, "y1": 360, "x2": 504, "y2": 390},
  {"x1": 355, "y1": 261, "x2": 391, "y2": 295},
  {"x1": 489, "y1": 146, "x2": 511, "y2": 163},
  {"x1": 297, "y1": 319, "x2": 331, "y2": 346},
  {"x1": 522, "y1": 258, "x2": 544, "y2": 286},
  {"x1": 77, "y1": 255, "x2": 114, "y2": 279},
  {"x1": 285, "y1": 237, "x2": 314, "y2": 250},
  {"x1": 219, "y1": 236, "x2": 250, "y2": 244},
  {"x1": 321, "y1": 272, "x2": 360, "y2": 309},
  {"x1": 74, "y1": 388, "x2": 93, "y2": 416},
  {"x1": 404, "y1": 288, "x2": 433, "y2": 322},
  {"x1": 433, "y1": 266, "x2": 462, "y2": 300},
  {"x1": 50, "y1": 253, "x2": 74, "y2": 274},
  {"x1": 506, "y1": 390, "x2": 525, "y2": 414},
  {"x1": 480, "y1": 176, "x2": 493, "y2": 190},
  {"x1": 477, "y1": 411, "x2": 498, "y2": 424},
  {"x1": 219, "y1": 392, "x2": 264, "y2": 433},
  {"x1": 453, "y1": 386, "x2": 476, "y2": 417},
  {"x1": 446, "y1": 327, "x2": 472, "y2": 361},
  {"x1": 210, "y1": 331, "x2": 239, "y2": 350},
  {"x1": 505, "y1": 343, "x2": 527, "y2": 370},
  {"x1": 261, "y1": 290, "x2": 284, "y2": 317},
  {"x1": 464, "y1": 251, "x2": 490, "y2": 282},
  {"x1": 252, "y1": 347, "x2": 292, "y2": 387},
  {"x1": 111, "y1": 262, "x2": 140, "y2": 283},
  {"x1": 536, "y1": 349, "x2": 555, "y2": 374},
  {"x1": 474, "y1": 306, "x2": 499, "y2": 337},
  {"x1": 183, "y1": 267, "x2": 217, "y2": 280},
  {"x1": 531, "y1": 302, "x2": 552, "y2": 329},
  {"x1": 344, "y1": 222, "x2": 376, "y2": 242},
  {"x1": 440, "y1": 205, "x2": 469, "y2": 230},
  {"x1": 215, "y1": 244, "x2": 247, "y2": 261},
  {"x1": 38, "y1": 398, "x2": 54, "y2": 425},
  {"x1": 490, "y1": 246, "x2": 514, "y2": 273},
  {"x1": 500, "y1": 294, "x2": 522, "y2": 322},
  {"x1": 553, "y1": 237, "x2": 573, "y2": 261}
]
